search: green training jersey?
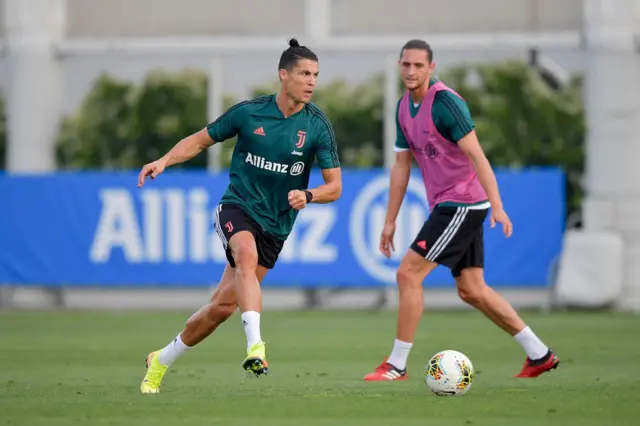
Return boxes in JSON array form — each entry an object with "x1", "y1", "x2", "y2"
[{"x1": 207, "y1": 94, "x2": 340, "y2": 241}]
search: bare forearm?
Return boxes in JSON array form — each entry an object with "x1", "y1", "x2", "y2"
[
  {"x1": 309, "y1": 181, "x2": 341, "y2": 203},
  {"x1": 472, "y1": 156, "x2": 503, "y2": 211},
  {"x1": 162, "y1": 132, "x2": 212, "y2": 167},
  {"x1": 385, "y1": 163, "x2": 411, "y2": 223}
]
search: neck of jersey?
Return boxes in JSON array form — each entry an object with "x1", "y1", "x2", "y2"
[{"x1": 410, "y1": 78, "x2": 437, "y2": 116}]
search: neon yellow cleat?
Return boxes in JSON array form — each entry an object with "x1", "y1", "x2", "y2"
[
  {"x1": 242, "y1": 342, "x2": 268, "y2": 377},
  {"x1": 140, "y1": 351, "x2": 168, "y2": 394}
]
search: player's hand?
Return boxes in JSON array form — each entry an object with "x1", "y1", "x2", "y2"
[
  {"x1": 288, "y1": 190, "x2": 307, "y2": 210},
  {"x1": 138, "y1": 159, "x2": 167, "y2": 188},
  {"x1": 379, "y1": 221, "x2": 396, "y2": 259},
  {"x1": 490, "y1": 208, "x2": 513, "y2": 238}
]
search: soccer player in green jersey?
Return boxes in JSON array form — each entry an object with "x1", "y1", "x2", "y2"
[{"x1": 137, "y1": 38, "x2": 341, "y2": 393}]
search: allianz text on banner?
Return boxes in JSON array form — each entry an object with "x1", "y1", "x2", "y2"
[{"x1": 0, "y1": 169, "x2": 564, "y2": 288}]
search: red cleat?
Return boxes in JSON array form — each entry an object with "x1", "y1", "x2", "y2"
[
  {"x1": 515, "y1": 350, "x2": 560, "y2": 378},
  {"x1": 364, "y1": 358, "x2": 408, "y2": 381}
]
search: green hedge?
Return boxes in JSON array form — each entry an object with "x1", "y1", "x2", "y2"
[{"x1": 0, "y1": 61, "x2": 585, "y2": 212}]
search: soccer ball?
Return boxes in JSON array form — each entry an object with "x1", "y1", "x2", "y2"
[{"x1": 424, "y1": 350, "x2": 474, "y2": 396}]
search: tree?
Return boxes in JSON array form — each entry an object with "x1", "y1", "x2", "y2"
[
  {"x1": 56, "y1": 70, "x2": 235, "y2": 170},
  {"x1": 55, "y1": 61, "x2": 585, "y2": 214}
]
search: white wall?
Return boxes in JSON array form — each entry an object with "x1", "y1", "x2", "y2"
[{"x1": 62, "y1": 0, "x2": 582, "y2": 37}]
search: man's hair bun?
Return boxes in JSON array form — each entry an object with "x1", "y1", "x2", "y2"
[{"x1": 288, "y1": 38, "x2": 300, "y2": 48}]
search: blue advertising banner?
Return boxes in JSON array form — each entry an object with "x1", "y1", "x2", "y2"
[{"x1": 0, "y1": 169, "x2": 564, "y2": 288}]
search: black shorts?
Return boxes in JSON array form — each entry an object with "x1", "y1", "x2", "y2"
[
  {"x1": 410, "y1": 205, "x2": 489, "y2": 277},
  {"x1": 214, "y1": 203, "x2": 285, "y2": 269}
]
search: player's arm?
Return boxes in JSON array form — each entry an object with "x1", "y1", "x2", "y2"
[
  {"x1": 159, "y1": 128, "x2": 214, "y2": 168},
  {"x1": 138, "y1": 128, "x2": 215, "y2": 187},
  {"x1": 163, "y1": 102, "x2": 246, "y2": 168},
  {"x1": 161, "y1": 103, "x2": 244, "y2": 167},
  {"x1": 384, "y1": 150, "x2": 412, "y2": 224},
  {"x1": 437, "y1": 92, "x2": 505, "y2": 213},
  {"x1": 458, "y1": 131, "x2": 503, "y2": 212},
  {"x1": 439, "y1": 92, "x2": 511, "y2": 235},
  {"x1": 379, "y1": 102, "x2": 412, "y2": 257},
  {"x1": 138, "y1": 103, "x2": 244, "y2": 187},
  {"x1": 309, "y1": 123, "x2": 342, "y2": 203},
  {"x1": 384, "y1": 100, "x2": 412, "y2": 224},
  {"x1": 459, "y1": 130, "x2": 513, "y2": 236},
  {"x1": 309, "y1": 167, "x2": 342, "y2": 203}
]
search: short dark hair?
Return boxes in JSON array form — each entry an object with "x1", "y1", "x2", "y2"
[
  {"x1": 400, "y1": 39, "x2": 433, "y2": 62},
  {"x1": 278, "y1": 38, "x2": 318, "y2": 71}
]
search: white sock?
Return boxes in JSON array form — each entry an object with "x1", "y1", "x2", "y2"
[
  {"x1": 514, "y1": 326, "x2": 549, "y2": 360},
  {"x1": 156, "y1": 334, "x2": 191, "y2": 366},
  {"x1": 387, "y1": 339, "x2": 413, "y2": 370},
  {"x1": 241, "y1": 311, "x2": 262, "y2": 351}
]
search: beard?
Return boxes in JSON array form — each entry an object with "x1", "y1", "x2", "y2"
[
  {"x1": 286, "y1": 90, "x2": 308, "y2": 104},
  {"x1": 406, "y1": 80, "x2": 425, "y2": 91}
]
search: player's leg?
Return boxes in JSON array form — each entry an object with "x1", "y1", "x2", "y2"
[
  {"x1": 140, "y1": 262, "x2": 264, "y2": 394},
  {"x1": 140, "y1": 262, "x2": 270, "y2": 393},
  {"x1": 227, "y1": 230, "x2": 262, "y2": 339},
  {"x1": 364, "y1": 213, "x2": 444, "y2": 381},
  {"x1": 140, "y1": 204, "x2": 265, "y2": 393},
  {"x1": 392, "y1": 250, "x2": 439, "y2": 363},
  {"x1": 364, "y1": 253, "x2": 437, "y2": 381},
  {"x1": 227, "y1": 230, "x2": 270, "y2": 375},
  {"x1": 239, "y1": 228, "x2": 285, "y2": 375},
  {"x1": 155, "y1": 264, "x2": 238, "y2": 367},
  {"x1": 211, "y1": 204, "x2": 270, "y2": 375},
  {"x1": 180, "y1": 262, "x2": 269, "y2": 347},
  {"x1": 180, "y1": 264, "x2": 242, "y2": 347},
  {"x1": 452, "y1": 227, "x2": 559, "y2": 378}
]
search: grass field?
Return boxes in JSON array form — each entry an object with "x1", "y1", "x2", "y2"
[{"x1": 1, "y1": 309, "x2": 639, "y2": 426}]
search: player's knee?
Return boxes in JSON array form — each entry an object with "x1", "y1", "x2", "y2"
[
  {"x1": 231, "y1": 243, "x2": 258, "y2": 271},
  {"x1": 396, "y1": 263, "x2": 422, "y2": 290},
  {"x1": 457, "y1": 279, "x2": 487, "y2": 306},
  {"x1": 397, "y1": 251, "x2": 433, "y2": 290}
]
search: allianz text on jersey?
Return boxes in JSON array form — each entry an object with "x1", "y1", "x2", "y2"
[{"x1": 245, "y1": 152, "x2": 305, "y2": 176}]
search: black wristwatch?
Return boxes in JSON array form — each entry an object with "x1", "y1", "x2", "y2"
[{"x1": 304, "y1": 190, "x2": 313, "y2": 203}]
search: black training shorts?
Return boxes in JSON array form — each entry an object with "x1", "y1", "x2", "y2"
[
  {"x1": 214, "y1": 203, "x2": 285, "y2": 269},
  {"x1": 410, "y1": 205, "x2": 489, "y2": 277}
]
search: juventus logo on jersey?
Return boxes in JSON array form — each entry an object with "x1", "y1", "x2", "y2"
[{"x1": 296, "y1": 131, "x2": 307, "y2": 149}]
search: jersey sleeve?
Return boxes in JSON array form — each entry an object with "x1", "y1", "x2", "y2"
[
  {"x1": 433, "y1": 91, "x2": 476, "y2": 143},
  {"x1": 394, "y1": 99, "x2": 410, "y2": 152},
  {"x1": 206, "y1": 102, "x2": 247, "y2": 143},
  {"x1": 315, "y1": 120, "x2": 340, "y2": 169}
]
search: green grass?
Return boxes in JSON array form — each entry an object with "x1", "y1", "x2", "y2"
[{"x1": 1, "y1": 309, "x2": 639, "y2": 426}]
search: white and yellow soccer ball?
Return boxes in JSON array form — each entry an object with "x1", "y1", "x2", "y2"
[{"x1": 424, "y1": 350, "x2": 474, "y2": 396}]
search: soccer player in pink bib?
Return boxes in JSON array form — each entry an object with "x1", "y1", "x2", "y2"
[{"x1": 364, "y1": 40, "x2": 559, "y2": 381}]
